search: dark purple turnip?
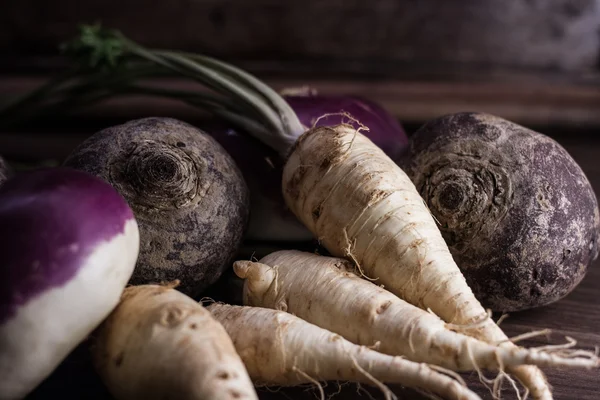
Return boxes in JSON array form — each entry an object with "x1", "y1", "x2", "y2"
[
  {"x1": 404, "y1": 112, "x2": 600, "y2": 312},
  {"x1": 64, "y1": 117, "x2": 250, "y2": 298},
  {"x1": 207, "y1": 93, "x2": 409, "y2": 242},
  {"x1": 0, "y1": 167, "x2": 139, "y2": 399}
]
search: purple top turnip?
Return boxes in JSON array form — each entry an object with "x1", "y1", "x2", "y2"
[
  {"x1": 64, "y1": 117, "x2": 250, "y2": 298},
  {"x1": 207, "y1": 93, "x2": 409, "y2": 242},
  {"x1": 0, "y1": 167, "x2": 139, "y2": 399}
]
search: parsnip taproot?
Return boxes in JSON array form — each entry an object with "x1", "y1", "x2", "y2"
[
  {"x1": 280, "y1": 125, "x2": 554, "y2": 398},
  {"x1": 207, "y1": 303, "x2": 481, "y2": 400},
  {"x1": 91, "y1": 284, "x2": 257, "y2": 400},
  {"x1": 233, "y1": 251, "x2": 598, "y2": 377}
]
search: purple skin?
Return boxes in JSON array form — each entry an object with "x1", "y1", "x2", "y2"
[
  {"x1": 285, "y1": 94, "x2": 409, "y2": 162},
  {"x1": 0, "y1": 167, "x2": 134, "y2": 323},
  {"x1": 207, "y1": 94, "x2": 409, "y2": 241}
]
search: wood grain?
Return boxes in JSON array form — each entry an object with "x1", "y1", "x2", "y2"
[
  {"x1": 1, "y1": 75, "x2": 600, "y2": 155},
  {"x1": 1, "y1": 0, "x2": 599, "y2": 74}
]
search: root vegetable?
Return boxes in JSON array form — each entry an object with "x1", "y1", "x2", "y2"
[
  {"x1": 207, "y1": 91, "x2": 409, "y2": 242},
  {"x1": 278, "y1": 124, "x2": 554, "y2": 398},
  {"x1": 0, "y1": 167, "x2": 139, "y2": 399},
  {"x1": 92, "y1": 284, "x2": 258, "y2": 400},
  {"x1": 0, "y1": 27, "x2": 571, "y2": 398},
  {"x1": 207, "y1": 303, "x2": 482, "y2": 400},
  {"x1": 64, "y1": 117, "x2": 250, "y2": 297},
  {"x1": 403, "y1": 112, "x2": 600, "y2": 312},
  {"x1": 233, "y1": 251, "x2": 598, "y2": 380}
]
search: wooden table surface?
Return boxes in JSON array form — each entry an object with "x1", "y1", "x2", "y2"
[{"x1": 15, "y1": 125, "x2": 599, "y2": 400}]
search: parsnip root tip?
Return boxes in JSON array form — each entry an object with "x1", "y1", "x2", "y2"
[
  {"x1": 233, "y1": 260, "x2": 253, "y2": 278},
  {"x1": 160, "y1": 279, "x2": 181, "y2": 289}
]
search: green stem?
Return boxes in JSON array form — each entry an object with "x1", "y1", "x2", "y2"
[
  {"x1": 182, "y1": 52, "x2": 304, "y2": 135},
  {"x1": 121, "y1": 85, "x2": 276, "y2": 139},
  {"x1": 1, "y1": 25, "x2": 308, "y2": 157},
  {"x1": 150, "y1": 50, "x2": 284, "y2": 134}
]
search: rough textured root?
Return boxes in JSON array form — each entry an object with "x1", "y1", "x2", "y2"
[
  {"x1": 406, "y1": 112, "x2": 600, "y2": 313},
  {"x1": 445, "y1": 309, "x2": 493, "y2": 331},
  {"x1": 464, "y1": 341, "x2": 497, "y2": 398},
  {"x1": 280, "y1": 125, "x2": 556, "y2": 399},
  {"x1": 233, "y1": 252, "x2": 600, "y2": 376},
  {"x1": 91, "y1": 285, "x2": 257, "y2": 400},
  {"x1": 508, "y1": 330, "x2": 552, "y2": 344},
  {"x1": 208, "y1": 303, "x2": 483, "y2": 400},
  {"x1": 496, "y1": 314, "x2": 510, "y2": 327},
  {"x1": 292, "y1": 368, "x2": 325, "y2": 400},
  {"x1": 342, "y1": 228, "x2": 374, "y2": 281},
  {"x1": 64, "y1": 117, "x2": 250, "y2": 297},
  {"x1": 346, "y1": 349, "x2": 396, "y2": 400}
]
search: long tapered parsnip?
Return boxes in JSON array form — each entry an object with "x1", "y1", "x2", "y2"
[
  {"x1": 280, "y1": 125, "x2": 555, "y2": 399},
  {"x1": 91, "y1": 284, "x2": 258, "y2": 400},
  {"x1": 233, "y1": 251, "x2": 598, "y2": 376},
  {"x1": 207, "y1": 303, "x2": 482, "y2": 400}
]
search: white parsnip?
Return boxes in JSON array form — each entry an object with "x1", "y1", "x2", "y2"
[
  {"x1": 280, "y1": 125, "x2": 554, "y2": 399},
  {"x1": 91, "y1": 284, "x2": 258, "y2": 400},
  {"x1": 207, "y1": 303, "x2": 482, "y2": 400},
  {"x1": 233, "y1": 251, "x2": 598, "y2": 376}
]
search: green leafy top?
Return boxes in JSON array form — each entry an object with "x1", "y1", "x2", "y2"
[{"x1": 60, "y1": 24, "x2": 128, "y2": 69}]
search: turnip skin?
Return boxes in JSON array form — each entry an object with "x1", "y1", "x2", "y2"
[
  {"x1": 64, "y1": 117, "x2": 250, "y2": 297},
  {"x1": 405, "y1": 112, "x2": 600, "y2": 312},
  {"x1": 0, "y1": 168, "x2": 139, "y2": 400}
]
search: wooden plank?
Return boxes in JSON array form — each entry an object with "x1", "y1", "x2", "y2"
[
  {"x1": 1, "y1": 0, "x2": 599, "y2": 73},
  {"x1": 1, "y1": 75, "x2": 600, "y2": 153}
]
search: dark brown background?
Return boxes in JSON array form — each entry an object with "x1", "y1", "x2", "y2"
[{"x1": 1, "y1": 1, "x2": 600, "y2": 399}]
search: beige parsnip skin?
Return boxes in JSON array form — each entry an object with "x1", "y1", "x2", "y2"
[
  {"x1": 91, "y1": 285, "x2": 258, "y2": 400},
  {"x1": 208, "y1": 303, "x2": 482, "y2": 400},
  {"x1": 234, "y1": 252, "x2": 598, "y2": 373},
  {"x1": 281, "y1": 125, "x2": 552, "y2": 399}
]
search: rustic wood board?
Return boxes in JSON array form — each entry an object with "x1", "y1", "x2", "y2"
[
  {"x1": 1, "y1": 75, "x2": 600, "y2": 149},
  {"x1": 2, "y1": 0, "x2": 599, "y2": 73},
  {"x1": 13, "y1": 123, "x2": 600, "y2": 400}
]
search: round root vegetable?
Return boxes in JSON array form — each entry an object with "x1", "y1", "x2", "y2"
[
  {"x1": 92, "y1": 284, "x2": 258, "y2": 400},
  {"x1": 64, "y1": 117, "x2": 250, "y2": 297},
  {"x1": 403, "y1": 112, "x2": 600, "y2": 312},
  {"x1": 233, "y1": 251, "x2": 599, "y2": 379},
  {"x1": 0, "y1": 167, "x2": 139, "y2": 400},
  {"x1": 207, "y1": 303, "x2": 482, "y2": 400}
]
